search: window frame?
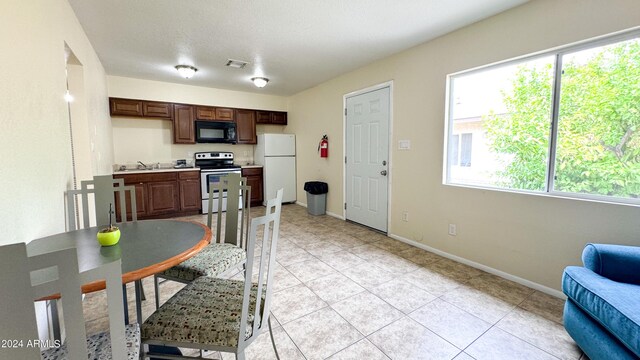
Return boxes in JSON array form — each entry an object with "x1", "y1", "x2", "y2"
[{"x1": 443, "y1": 28, "x2": 640, "y2": 206}]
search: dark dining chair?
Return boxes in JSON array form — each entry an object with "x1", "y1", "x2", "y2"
[
  {"x1": 141, "y1": 189, "x2": 283, "y2": 360},
  {"x1": 153, "y1": 173, "x2": 251, "y2": 308},
  {"x1": 0, "y1": 242, "x2": 139, "y2": 359}
]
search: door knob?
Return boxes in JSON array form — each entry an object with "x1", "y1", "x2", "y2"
[{"x1": 380, "y1": 170, "x2": 387, "y2": 176}]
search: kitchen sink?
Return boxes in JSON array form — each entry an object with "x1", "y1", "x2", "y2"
[{"x1": 115, "y1": 165, "x2": 191, "y2": 172}]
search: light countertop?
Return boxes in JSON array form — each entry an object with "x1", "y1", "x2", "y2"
[
  {"x1": 113, "y1": 164, "x2": 262, "y2": 175},
  {"x1": 113, "y1": 167, "x2": 200, "y2": 175}
]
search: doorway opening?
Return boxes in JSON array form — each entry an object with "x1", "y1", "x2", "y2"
[{"x1": 64, "y1": 43, "x2": 92, "y2": 227}]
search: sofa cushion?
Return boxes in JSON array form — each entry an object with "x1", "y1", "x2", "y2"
[{"x1": 563, "y1": 266, "x2": 640, "y2": 357}]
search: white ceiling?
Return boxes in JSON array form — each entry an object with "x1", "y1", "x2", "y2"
[{"x1": 68, "y1": 0, "x2": 528, "y2": 96}]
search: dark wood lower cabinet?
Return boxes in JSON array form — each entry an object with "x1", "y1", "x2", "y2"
[
  {"x1": 178, "y1": 171, "x2": 202, "y2": 211},
  {"x1": 114, "y1": 182, "x2": 147, "y2": 222},
  {"x1": 148, "y1": 181, "x2": 179, "y2": 215},
  {"x1": 130, "y1": 182, "x2": 147, "y2": 220},
  {"x1": 242, "y1": 167, "x2": 263, "y2": 207},
  {"x1": 114, "y1": 170, "x2": 201, "y2": 220}
]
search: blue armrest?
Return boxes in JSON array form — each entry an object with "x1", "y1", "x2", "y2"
[{"x1": 582, "y1": 243, "x2": 640, "y2": 285}]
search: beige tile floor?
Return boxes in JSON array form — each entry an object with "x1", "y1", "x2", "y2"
[{"x1": 83, "y1": 204, "x2": 586, "y2": 360}]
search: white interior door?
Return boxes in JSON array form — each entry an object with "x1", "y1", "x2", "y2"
[{"x1": 345, "y1": 87, "x2": 390, "y2": 232}]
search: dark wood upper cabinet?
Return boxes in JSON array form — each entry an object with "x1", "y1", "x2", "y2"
[
  {"x1": 255, "y1": 111, "x2": 272, "y2": 124},
  {"x1": 110, "y1": 98, "x2": 143, "y2": 117},
  {"x1": 215, "y1": 108, "x2": 234, "y2": 121},
  {"x1": 110, "y1": 98, "x2": 171, "y2": 119},
  {"x1": 235, "y1": 109, "x2": 257, "y2": 144},
  {"x1": 196, "y1": 106, "x2": 234, "y2": 121},
  {"x1": 255, "y1": 110, "x2": 287, "y2": 125},
  {"x1": 110, "y1": 97, "x2": 287, "y2": 145},
  {"x1": 195, "y1": 106, "x2": 216, "y2": 120},
  {"x1": 272, "y1": 111, "x2": 288, "y2": 125},
  {"x1": 173, "y1": 104, "x2": 195, "y2": 144},
  {"x1": 142, "y1": 101, "x2": 172, "y2": 119}
]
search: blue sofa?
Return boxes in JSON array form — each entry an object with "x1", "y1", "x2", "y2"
[{"x1": 562, "y1": 244, "x2": 640, "y2": 359}]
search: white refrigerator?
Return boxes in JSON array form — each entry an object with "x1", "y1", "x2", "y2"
[{"x1": 255, "y1": 134, "x2": 297, "y2": 204}]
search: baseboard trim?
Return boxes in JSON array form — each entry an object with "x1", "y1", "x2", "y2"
[
  {"x1": 293, "y1": 201, "x2": 345, "y2": 220},
  {"x1": 326, "y1": 211, "x2": 345, "y2": 220},
  {"x1": 289, "y1": 202, "x2": 561, "y2": 298},
  {"x1": 388, "y1": 233, "x2": 566, "y2": 299}
]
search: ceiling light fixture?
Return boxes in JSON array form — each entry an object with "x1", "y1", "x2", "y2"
[
  {"x1": 175, "y1": 65, "x2": 198, "y2": 79},
  {"x1": 251, "y1": 77, "x2": 269, "y2": 88}
]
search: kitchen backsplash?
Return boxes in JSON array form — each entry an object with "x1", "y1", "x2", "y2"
[{"x1": 111, "y1": 118, "x2": 255, "y2": 166}]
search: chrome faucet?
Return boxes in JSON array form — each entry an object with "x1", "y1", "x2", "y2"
[{"x1": 137, "y1": 161, "x2": 149, "y2": 170}]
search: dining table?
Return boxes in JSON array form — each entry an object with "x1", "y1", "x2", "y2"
[{"x1": 27, "y1": 219, "x2": 211, "y2": 328}]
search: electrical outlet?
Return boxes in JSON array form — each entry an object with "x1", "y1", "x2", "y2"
[
  {"x1": 401, "y1": 211, "x2": 409, "y2": 222},
  {"x1": 448, "y1": 224, "x2": 457, "y2": 236}
]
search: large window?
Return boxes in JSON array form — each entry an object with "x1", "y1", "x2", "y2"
[{"x1": 445, "y1": 31, "x2": 640, "y2": 204}]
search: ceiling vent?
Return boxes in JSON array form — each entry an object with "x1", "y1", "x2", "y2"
[{"x1": 225, "y1": 59, "x2": 248, "y2": 69}]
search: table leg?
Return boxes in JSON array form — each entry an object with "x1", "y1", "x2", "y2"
[
  {"x1": 136, "y1": 279, "x2": 146, "y2": 301},
  {"x1": 50, "y1": 299, "x2": 61, "y2": 341},
  {"x1": 122, "y1": 284, "x2": 130, "y2": 325},
  {"x1": 134, "y1": 280, "x2": 143, "y2": 325}
]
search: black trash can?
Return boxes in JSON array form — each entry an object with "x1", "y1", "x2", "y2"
[{"x1": 304, "y1": 181, "x2": 328, "y2": 215}]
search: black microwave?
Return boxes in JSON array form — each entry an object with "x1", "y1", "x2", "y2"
[{"x1": 195, "y1": 121, "x2": 237, "y2": 143}]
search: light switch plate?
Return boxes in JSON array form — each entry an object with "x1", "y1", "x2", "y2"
[{"x1": 398, "y1": 140, "x2": 411, "y2": 150}]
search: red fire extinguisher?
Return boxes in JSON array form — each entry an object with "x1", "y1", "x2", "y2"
[{"x1": 318, "y1": 135, "x2": 329, "y2": 158}]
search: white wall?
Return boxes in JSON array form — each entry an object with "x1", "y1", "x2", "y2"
[
  {"x1": 287, "y1": 0, "x2": 640, "y2": 292},
  {"x1": 0, "y1": 0, "x2": 112, "y2": 341},
  {"x1": 108, "y1": 76, "x2": 288, "y2": 165},
  {"x1": 0, "y1": 0, "x2": 112, "y2": 245}
]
